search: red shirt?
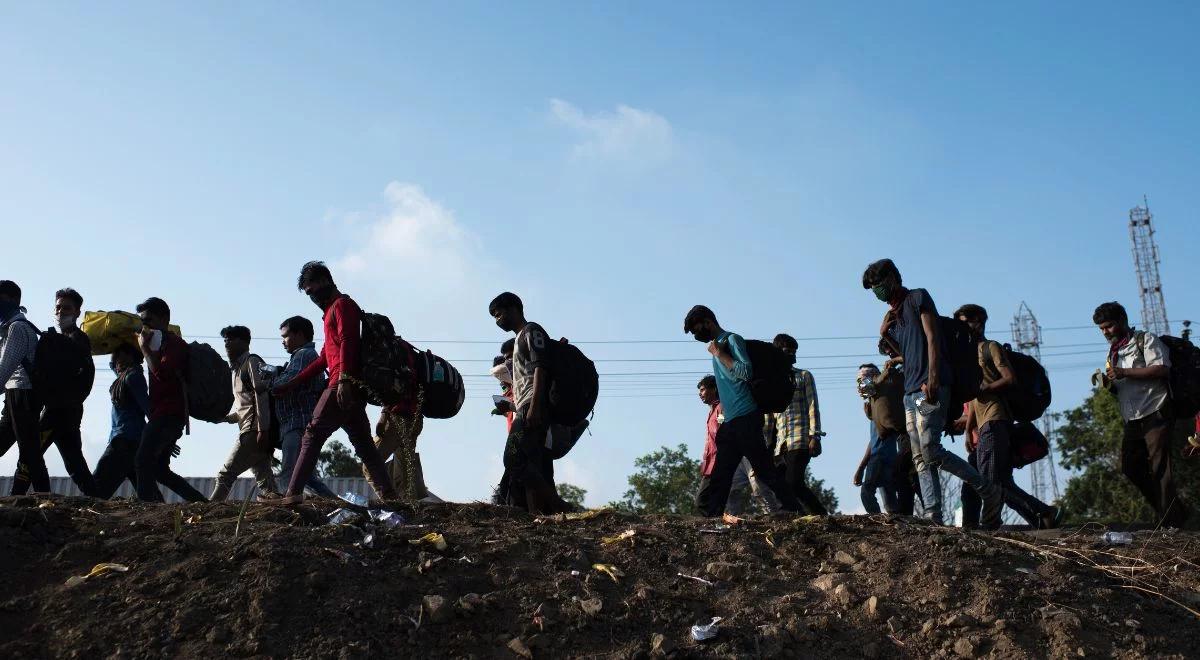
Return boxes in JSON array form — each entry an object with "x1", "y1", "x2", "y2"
[
  {"x1": 297, "y1": 295, "x2": 363, "y2": 390},
  {"x1": 700, "y1": 402, "x2": 722, "y2": 477},
  {"x1": 149, "y1": 331, "x2": 188, "y2": 419}
]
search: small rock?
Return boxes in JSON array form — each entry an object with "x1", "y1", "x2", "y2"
[
  {"x1": 458, "y1": 593, "x2": 484, "y2": 613},
  {"x1": 953, "y1": 637, "x2": 977, "y2": 658},
  {"x1": 205, "y1": 625, "x2": 231, "y2": 644},
  {"x1": 579, "y1": 598, "x2": 603, "y2": 616},
  {"x1": 921, "y1": 619, "x2": 937, "y2": 635},
  {"x1": 943, "y1": 613, "x2": 972, "y2": 628},
  {"x1": 864, "y1": 596, "x2": 881, "y2": 620},
  {"x1": 649, "y1": 632, "x2": 674, "y2": 656},
  {"x1": 705, "y1": 561, "x2": 746, "y2": 581},
  {"x1": 994, "y1": 619, "x2": 1008, "y2": 631},
  {"x1": 422, "y1": 595, "x2": 450, "y2": 624},
  {"x1": 833, "y1": 550, "x2": 858, "y2": 566},
  {"x1": 831, "y1": 583, "x2": 855, "y2": 607},
  {"x1": 810, "y1": 573, "x2": 846, "y2": 593},
  {"x1": 507, "y1": 638, "x2": 533, "y2": 659}
]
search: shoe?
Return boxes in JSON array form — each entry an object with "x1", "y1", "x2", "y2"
[
  {"x1": 264, "y1": 493, "x2": 304, "y2": 506},
  {"x1": 979, "y1": 484, "x2": 1004, "y2": 530},
  {"x1": 1039, "y1": 506, "x2": 1064, "y2": 530},
  {"x1": 256, "y1": 491, "x2": 283, "y2": 502}
]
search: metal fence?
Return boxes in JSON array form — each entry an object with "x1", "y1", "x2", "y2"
[{"x1": 0, "y1": 476, "x2": 381, "y2": 504}]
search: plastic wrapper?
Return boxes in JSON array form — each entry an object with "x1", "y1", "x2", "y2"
[
  {"x1": 327, "y1": 508, "x2": 360, "y2": 525},
  {"x1": 340, "y1": 492, "x2": 369, "y2": 507},
  {"x1": 691, "y1": 617, "x2": 722, "y2": 641},
  {"x1": 370, "y1": 509, "x2": 406, "y2": 528}
]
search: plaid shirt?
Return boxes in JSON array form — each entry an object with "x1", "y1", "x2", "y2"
[
  {"x1": 765, "y1": 368, "x2": 821, "y2": 455},
  {"x1": 273, "y1": 343, "x2": 326, "y2": 432}
]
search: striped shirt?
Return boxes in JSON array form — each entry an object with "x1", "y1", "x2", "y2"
[
  {"x1": 765, "y1": 368, "x2": 821, "y2": 455},
  {"x1": 272, "y1": 343, "x2": 326, "y2": 432},
  {"x1": 0, "y1": 313, "x2": 38, "y2": 390}
]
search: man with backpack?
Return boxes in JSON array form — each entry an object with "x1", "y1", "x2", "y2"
[
  {"x1": 9, "y1": 288, "x2": 97, "y2": 496},
  {"x1": 92, "y1": 343, "x2": 207, "y2": 501},
  {"x1": 272, "y1": 262, "x2": 397, "y2": 504},
  {"x1": 684, "y1": 305, "x2": 803, "y2": 517},
  {"x1": 695, "y1": 375, "x2": 779, "y2": 516},
  {"x1": 861, "y1": 259, "x2": 1002, "y2": 526},
  {"x1": 269, "y1": 316, "x2": 337, "y2": 498},
  {"x1": 488, "y1": 292, "x2": 573, "y2": 514},
  {"x1": 854, "y1": 364, "x2": 900, "y2": 514},
  {"x1": 209, "y1": 325, "x2": 281, "y2": 501},
  {"x1": 954, "y1": 304, "x2": 1059, "y2": 529},
  {"x1": 764, "y1": 333, "x2": 829, "y2": 516},
  {"x1": 133, "y1": 297, "x2": 198, "y2": 502},
  {"x1": 1093, "y1": 301, "x2": 1190, "y2": 527},
  {"x1": 0, "y1": 280, "x2": 51, "y2": 494}
]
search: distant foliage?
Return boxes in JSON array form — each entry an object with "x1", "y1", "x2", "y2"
[
  {"x1": 557, "y1": 483, "x2": 587, "y2": 509},
  {"x1": 611, "y1": 444, "x2": 701, "y2": 515},
  {"x1": 318, "y1": 440, "x2": 361, "y2": 478}
]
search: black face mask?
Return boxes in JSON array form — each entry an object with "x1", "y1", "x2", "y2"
[
  {"x1": 785, "y1": 354, "x2": 797, "y2": 366},
  {"x1": 308, "y1": 284, "x2": 335, "y2": 307},
  {"x1": 692, "y1": 327, "x2": 714, "y2": 343}
]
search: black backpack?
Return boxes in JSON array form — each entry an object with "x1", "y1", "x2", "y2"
[
  {"x1": 744, "y1": 339, "x2": 795, "y2": 414},
  {"x1": 547, "y1": 340, "x2": 599, "y2": 426},
  {"x1": 938, "y1": 316, "x2": 979, "y2": 433},
  {"x1": 1000, "y1": 344, "x2": 1052, "y2": 422},
  {"x1": 1137, "y1": 332, "x2": 1200, "y2": 419},
  {"x1": 185, "y1": 341, "x2": 235, "y2": 424},
  {"x1": 410, "y1": 346, "x2": 466, "y2": 419},
  {"x1": 359, "y1": 312, "x2": 416, "y2": 407}
]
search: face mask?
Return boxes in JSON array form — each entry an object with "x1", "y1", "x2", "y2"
[
  {"x1": 55, "y1": 314, "x2": 77, "y2": 331},
  {"x1": 872, "y1": 283, "x2": 893, "y2": 302},
  {"x1": 308, "y1": 283, "x2": 335, "y2": 306},
  {"x1": 785, "y1": 353, "x2": 797, "y2": 366},
  {"x1": 692, "y1": 327, "x2": 714, "y2": 343}
]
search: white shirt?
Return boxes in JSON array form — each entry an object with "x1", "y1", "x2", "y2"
[{"x1": 1111, "y1": 331, "x2": 1171, "y2": 422}]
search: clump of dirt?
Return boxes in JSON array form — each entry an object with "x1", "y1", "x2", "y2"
[{"x1": 1, "y1": 496, "x2": 1198, "y2": 658}]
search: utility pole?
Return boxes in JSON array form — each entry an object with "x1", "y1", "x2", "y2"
[
  {"x1": 1129, "y1": 197, "x2": 1170, "y2": 336},
  {"x1": 1011, "y1": 302, "x2": 1060, "y2": 502}
]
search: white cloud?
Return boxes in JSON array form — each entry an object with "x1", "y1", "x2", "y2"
[{"x1": 549, "y1": 98, "x2": 673, "y2": 164}]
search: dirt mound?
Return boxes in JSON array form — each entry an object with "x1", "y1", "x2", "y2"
[{"x1": 0, "y1": 496, "x2": 1198, "y2": 659}]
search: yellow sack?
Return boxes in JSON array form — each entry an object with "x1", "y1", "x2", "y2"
[{"x1": 81, "y1": 311, "x2": 181, "y2": 356}]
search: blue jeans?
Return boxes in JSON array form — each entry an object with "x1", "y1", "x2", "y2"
[
  {"x1": 904, "y1": 387, "x2": 989, "y2": 524},
  {"x1": 860, "y1": 453, "x2": 899, "y2": 514},
  {"x1": 280, "y1": 424, "x2": 338, "y2": 498}
]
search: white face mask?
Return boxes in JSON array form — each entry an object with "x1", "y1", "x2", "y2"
[{"x1": 55, "y1": 314, "x2": 77, "y2": 331}]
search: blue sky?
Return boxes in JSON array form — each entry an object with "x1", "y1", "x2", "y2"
[{"x1": 2, "y1": 2, "x2": 1197, "y2": 511}]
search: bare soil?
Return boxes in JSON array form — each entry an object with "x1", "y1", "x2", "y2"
[{"x1": 1, "y1": 496, "x2": 1198, "y2": 659}]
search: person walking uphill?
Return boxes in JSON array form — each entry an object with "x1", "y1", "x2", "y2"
[
  {"x1": 133, "y1": 297, "x2": 207, "y2": 502},
  {"x1": 1093, "y1": 301, "x2": 1190, "y2": 527},
  {"x1": 765, "y1": 333, "x2": 828, "y2": 515},
  {"x1": 209, "y1": 326, "x2": 280, "y2": 501},
  {"x1": 272, "y1": 261, "x2": 397, "y2": 505},
  {"x1": 861, "y1": 259, "x2": 1002, "y2": 526},
  {"x1": 489, "y1": 292, "x2": 573, "y2": 515},
  {"x1": 0, "y1": 280, "x2": 51, "y2": 494},
  {"x1": 269, "y1": 316, "x2": 337, "y2": 499},
  {"x1": 684, "y1": 305, "x2": 803, "y2": 517}
]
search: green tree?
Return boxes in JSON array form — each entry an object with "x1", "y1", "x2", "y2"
[
  {"x1": 557, "y1": 483, "x2": 587, "y2": 509},
  {"x1": 1056, "y1": 388, "x2": 1199, "y2": 524},
  {"x1": 612, "y1": 444, "x2": 701, "y2": 514},
  {"x1": 318, "y1": 440, "x2": 362, "y2": 478}
]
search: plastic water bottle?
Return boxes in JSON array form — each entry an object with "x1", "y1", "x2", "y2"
[
  {"x1": 914, "y1": 394, "x2": 940, "y2": 416},
  {"x1": 1102, "y1": 531, "x2": 1133, "y2": 545}
]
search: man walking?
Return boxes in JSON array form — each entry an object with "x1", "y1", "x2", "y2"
[
  {"x1": 684, "y1": 305, "x2": 803, "y2": 517},
  {"x1": 210, "y1": 325, "x2": 280, "y2": 501},
  {"x1": 955, "y1": 304, "x2": 1059, "y2": 529},
  {"x1": 765, "y1": 333, "x2": 829, "y2": 515},
  {"x1": 11, "y1": 288, "x2": 97, "y2": 495},
  {"x1": 854, "y1": 363, "x2": 900, "y2": 514},
  {"x1": 695, "y1": 375, "x2": 779, "y2": 516},
  {"x1": 134, "y1": 297, "x2": 206, "y2": 502},
  {"x1": 269, "y1": 316, "x2": 337, "y2": 498},
  {"x1": 1093, "y1": 301, "x2": 1190, "y2": 527},
  {"x1": 0, "y1": 280, "x2": 50, "y2": 494},
  {"x1": 488, "y1": 292, "x2": 572, "y2": 514},
  {"x1": 861, "y1": 259, "x2": 1002, "y2": 526},
  {"x1": 273, "y1": 262, "x2": 397, "y2": 504}
]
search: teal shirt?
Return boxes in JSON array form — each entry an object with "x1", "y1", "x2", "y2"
[{"x1": 713, "y1": 330, "x2": 756, "y2": 421}]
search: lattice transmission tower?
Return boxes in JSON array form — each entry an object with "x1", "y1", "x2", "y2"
[
  {"x1": 1129, "y1": 197, "x2": 1170, "y2": 336},
  {"x1": 1011, "y1": 302, "x2": 1060, "y2": 502}
]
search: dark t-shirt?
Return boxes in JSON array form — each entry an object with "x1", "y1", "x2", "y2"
[{"x1": 889, "y1": 288, "x2": 951, "y2": 395}]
